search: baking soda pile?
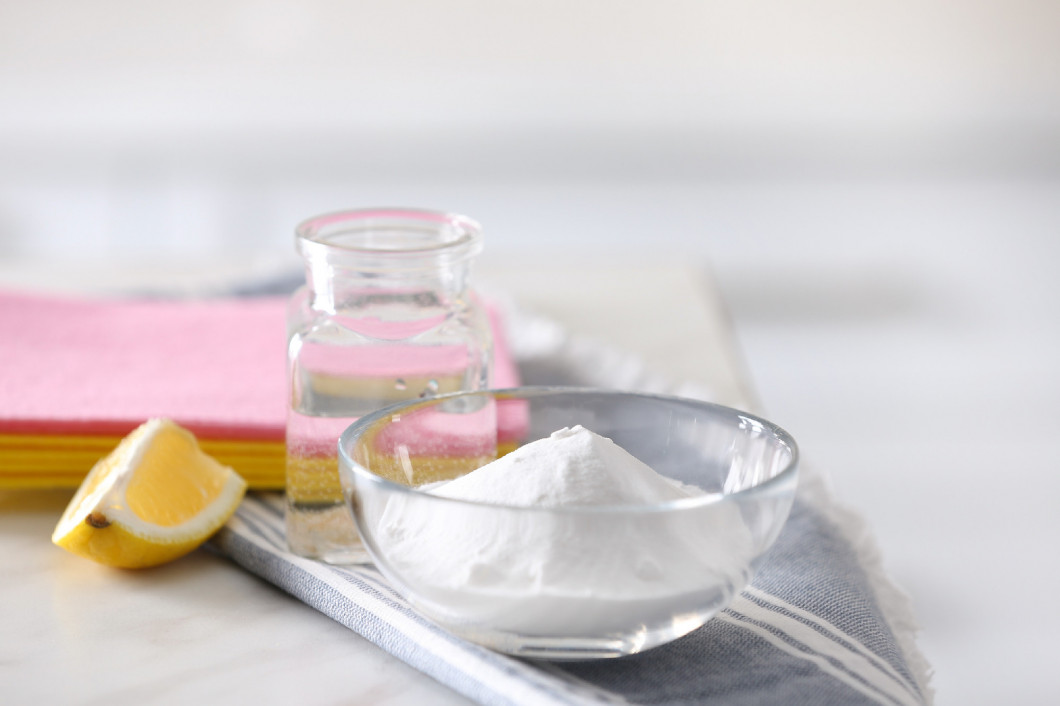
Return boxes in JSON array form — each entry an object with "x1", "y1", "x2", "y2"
[{"x1": 428, "y1": 425, "x2": 698, "y2": 507}]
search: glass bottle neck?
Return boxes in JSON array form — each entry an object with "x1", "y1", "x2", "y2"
[
  {"x1": 304, "y1": 259, "x2": 473, "y2": 313},
  {"x1": 293, "y1": 208, "x2": 483, "y2": 314}
]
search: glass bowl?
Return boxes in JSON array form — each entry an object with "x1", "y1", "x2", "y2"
[{"x1": 338, "y1": 387, "x2": 798, "y2": 660}]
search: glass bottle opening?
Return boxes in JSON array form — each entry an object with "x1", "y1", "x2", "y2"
[{"x1": 296, "y1": 208, "x2": 483, "y2": 266}]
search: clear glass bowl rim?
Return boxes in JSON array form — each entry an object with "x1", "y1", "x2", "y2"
[{"x1": 337, "y1": 386, "x2": 799, "y2": 515}]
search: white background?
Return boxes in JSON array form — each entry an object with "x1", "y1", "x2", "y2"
[{"x1": 2, "y1": 2, "x2": 1059, "y2": 703}]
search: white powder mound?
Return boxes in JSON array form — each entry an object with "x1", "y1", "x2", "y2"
[
  {"x1": 369, "y1": 425, "x2": 753, "y2": 634},
  {"x1": 429, "y1": 425, "x2": 699, "y2": 507}
]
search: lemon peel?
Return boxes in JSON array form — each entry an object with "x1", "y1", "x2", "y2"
[{"x1": 52, "y1": 418, "x2": 247, "y2": 568}]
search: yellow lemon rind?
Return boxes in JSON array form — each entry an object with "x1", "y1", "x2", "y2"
[{"x1": 51, "y1": 419, "x2": 248, "y2": 569}]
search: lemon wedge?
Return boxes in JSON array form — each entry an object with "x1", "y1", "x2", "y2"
[{"x1": 52, "y1": 418, "x2": 248, "y2": 568}]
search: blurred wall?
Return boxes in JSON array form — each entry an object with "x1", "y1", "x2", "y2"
[{"x1": 1, "y1": 0, "x2": 1058, "y2": 264}]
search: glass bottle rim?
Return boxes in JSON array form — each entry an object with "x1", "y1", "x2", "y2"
[{"x1": 296, "y1": 208, "x2": 482, "y2": 264}]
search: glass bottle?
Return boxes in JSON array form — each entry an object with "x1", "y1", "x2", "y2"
[{"x1": 286, "y1": 208, "x2": 492, "y2": 563}]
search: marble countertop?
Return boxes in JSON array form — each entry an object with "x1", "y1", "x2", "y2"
[{"x1": 2, "y1": 263, "x2": 751, "y2": 705}]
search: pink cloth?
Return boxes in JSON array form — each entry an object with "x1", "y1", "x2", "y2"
[{"x1": 0, "y1": 290, "x2": 520, "y2": 442}]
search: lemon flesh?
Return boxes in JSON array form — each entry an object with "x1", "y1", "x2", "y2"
[{"x1": 52, "y1": 419, "x2": 247, "y2": 568}]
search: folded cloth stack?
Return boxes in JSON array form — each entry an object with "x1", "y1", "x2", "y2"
[
  {"x1": 0, "y1": 290, "x2": 290, "y2": 488},
  {"x1": 0, "y1": 289, "x2": 518, "y2": 489}
]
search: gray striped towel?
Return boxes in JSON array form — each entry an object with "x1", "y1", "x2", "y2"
[
  {"x1": 210, "y1": 302, "x2": 931, "y2": 705},
  {"x1": 213, "y1": 489, "x2": 927, "y2": 706}
]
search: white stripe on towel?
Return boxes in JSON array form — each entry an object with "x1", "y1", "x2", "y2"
[
  {"x1": 742, "y1": 586, "x2": 921, "y2": 701},
  {"x1": 723, "y1": 595, "x2": 919, "y2": 706}
]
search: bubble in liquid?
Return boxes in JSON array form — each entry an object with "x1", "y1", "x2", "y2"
[
  {"x1": 419, "y1": 379, "x2": 440, "y2": 399},
  {"x1": 394, "y1": 379, "x2": 407, "y2": 391}
]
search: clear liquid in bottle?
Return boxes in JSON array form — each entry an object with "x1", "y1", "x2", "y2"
[{"x1": 285, "y1": 292, "x2": 488, "y2": 563}]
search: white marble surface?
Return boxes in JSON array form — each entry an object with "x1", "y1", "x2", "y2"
[
  {"x1": 3, "y1": 491, "x2": 470, "y2": 705},
  {"x1": 0, "y1": 264, "x2": 749, "y2": 705}
]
